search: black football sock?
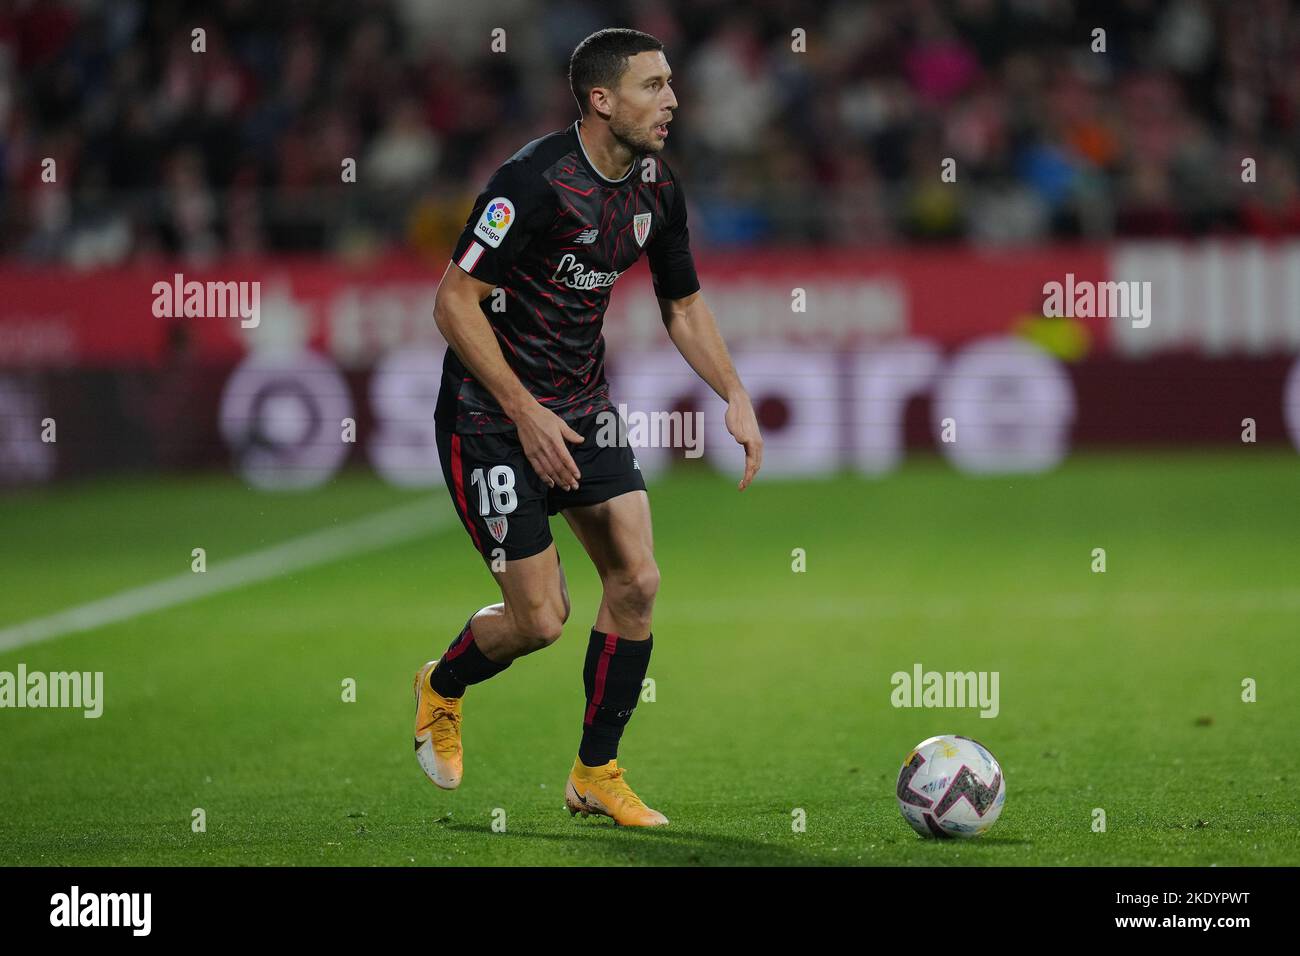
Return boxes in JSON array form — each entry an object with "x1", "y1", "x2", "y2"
[
  {"x1": 429, "y1": 619, "x2": 510, "y2": 698},
  {"x1": 578, "y1": 629, "x2": 652, "y2": 767}
]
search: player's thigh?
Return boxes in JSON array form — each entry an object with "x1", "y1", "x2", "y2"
[
  {"x1": 559, "y1": 489, "x2": 655, "y2": 581},
  {"x1": 489, "y1": 541, "x2": 569, "y2": 623},
  {"x1": 436, "y1": 426, "x2": 551, "y2": 564}
]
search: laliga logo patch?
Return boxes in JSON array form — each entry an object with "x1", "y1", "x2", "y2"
[
  {"x1": 633, "y1": 212, "x2": 652, "y2": 248},
  {"x1": 485, "y1": 514, "x2": 509, "y2": 543},
  {"x1": 475, "y1": 197, "x2": 515, "y2": 248}
]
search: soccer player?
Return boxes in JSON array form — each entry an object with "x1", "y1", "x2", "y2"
[{"x1": 415, "y1": 28, "x2": 763, "y2": 826}]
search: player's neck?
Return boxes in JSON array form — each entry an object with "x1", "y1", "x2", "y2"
[{"x1": 577, "y1": 118, "x2": 634, "y2": 182}]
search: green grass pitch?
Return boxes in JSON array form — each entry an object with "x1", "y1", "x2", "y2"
[{"x1": 1, "y1": 451, "x2": 1297, "y2": 866}]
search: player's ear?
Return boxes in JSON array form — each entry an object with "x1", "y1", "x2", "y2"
[{"x1": 588, "y1": 87, "x2": 613, "y2": 122}]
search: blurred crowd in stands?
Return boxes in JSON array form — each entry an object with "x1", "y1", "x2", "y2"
[{"x1": 3, "y1": 0, "x2": 1299, "y2": 266}]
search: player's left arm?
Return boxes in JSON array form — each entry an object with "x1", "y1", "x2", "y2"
[
  {"x1": 658, "y1": 290, "x2": 762, "y2": 490},
  {"x1": 647, "y1": 174, "x2": 761, "y2": 490}
]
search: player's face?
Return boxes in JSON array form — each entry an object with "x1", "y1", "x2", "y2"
[{"x1": 608, "y1": 51, "x2": 676, "y2": 154}]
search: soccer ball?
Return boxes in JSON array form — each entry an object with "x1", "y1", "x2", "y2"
[{"x1": 896, "y1": 735, "x2": 1006, "y2": 839}]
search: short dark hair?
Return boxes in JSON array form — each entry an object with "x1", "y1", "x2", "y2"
[{"x1": 569, "y1": 28, "x2": 664, "y2": 117}]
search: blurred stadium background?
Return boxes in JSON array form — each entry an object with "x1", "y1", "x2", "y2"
[
  {"x1": 1, "y1": 0, "x2": 1299, "y2": 866},
  {"x1": 3, "y1": 0, "x2": 1300, "y2": 484}
]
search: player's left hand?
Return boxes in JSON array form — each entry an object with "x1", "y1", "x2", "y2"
[{"x1": 725, "y1": 393, "x2": 762, "y2": 491}]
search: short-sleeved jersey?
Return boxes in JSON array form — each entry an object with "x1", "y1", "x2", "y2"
[{"x1": 435, "y1": 120, "x2": 700, "y2": 434}]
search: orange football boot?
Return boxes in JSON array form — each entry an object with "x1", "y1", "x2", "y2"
[
  {"x1": 413, "y1": 661, "x2": 463, "y2": 790},
  {"x1": 565, "y1": 758, "x2": 668, "y2": 826}
]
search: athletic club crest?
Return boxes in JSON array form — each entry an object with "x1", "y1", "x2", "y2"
[
  {"x1": 633, "y1": 213, "x2": 652, "y2": 248},
  {"x1": 485, "y1": 515, "x2": 508, "y2": 543}
]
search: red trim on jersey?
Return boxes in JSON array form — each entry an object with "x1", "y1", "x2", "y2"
[
  {"x1": 584, "y1": 632, "x2": 620, "y2": 726},
  {"x1": 457, "y1": 241, "x2": 485, "y2": 273},
  {"x1": 555, "y1": 181, "x2": 597, "y2": 197},
  {"x1": 450, "y1": 434, "x2": 483, "y2": 551}
]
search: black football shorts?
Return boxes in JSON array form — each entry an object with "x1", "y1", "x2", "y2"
[{"x1": 436, "y1": 410, "x2": 647, "y2": 562}]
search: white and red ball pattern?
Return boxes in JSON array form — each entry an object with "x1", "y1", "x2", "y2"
[{"x1": 896, "y1": 735, "x2": 1007, "y2": 839}]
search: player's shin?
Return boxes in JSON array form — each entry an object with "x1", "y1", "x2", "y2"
[{"x1": 578, "y1": 629, "x2": 652, "y2": 766}]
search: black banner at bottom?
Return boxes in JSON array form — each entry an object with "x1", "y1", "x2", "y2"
[{"x1": 0, "y1": 865, "x2": 1289, "y2": 940}]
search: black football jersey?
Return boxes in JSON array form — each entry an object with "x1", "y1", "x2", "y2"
[{"x1": 436, "y1": 120, "x2": 700, "y2": 434}]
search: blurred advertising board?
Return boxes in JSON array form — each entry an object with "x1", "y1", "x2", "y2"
[{"x1": 2, "y1": 242, "x2": 1298, "y2": 485}]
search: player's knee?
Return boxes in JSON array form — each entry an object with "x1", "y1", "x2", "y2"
[
  {"x1": 559, "y1": 582, "x2": 572, "y2": 624},
  {"x1": 639, "y1": 562, "x2": 662, "y2": 605},
  {"x1": 511, "y1": 598, "x2": 567, "y2": 650},
  {"x1": 610, "y1": 561, "x2": 659, "y2": 619},
  {"x1": 524, "y1": 614, "x2": 565, "y2": 649}
]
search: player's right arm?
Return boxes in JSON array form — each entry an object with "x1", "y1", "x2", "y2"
[{"x1": 433, "y1": 264, "x2": 584, "y2": 491}]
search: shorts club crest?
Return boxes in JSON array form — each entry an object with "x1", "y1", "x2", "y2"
[{"x1": 485, "y1": 514, "x2": 509, "y2": 543}]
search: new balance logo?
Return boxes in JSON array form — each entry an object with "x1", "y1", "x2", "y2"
[{"x1": 576, "y1": 228, "x2": 599, "y2": 244}]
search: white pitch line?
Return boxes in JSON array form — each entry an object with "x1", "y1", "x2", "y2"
[{"x1": 0, "y1": 498, "x2": 455, "y2": 654}]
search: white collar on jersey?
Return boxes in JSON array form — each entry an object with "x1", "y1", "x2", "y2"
[{"x1": 572, "y1": 120, "x2": 638, "y2": 185}]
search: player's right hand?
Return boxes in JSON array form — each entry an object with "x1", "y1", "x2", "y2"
[{"x1": 515, "y1": 402, "x2": 584, "y2": 491}]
